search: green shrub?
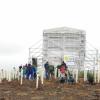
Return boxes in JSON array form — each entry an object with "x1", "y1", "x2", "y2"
[
  {"x1": 87, "y1": 72, "x2": 94, "y2": 84},
  {"x1": 78, "y1": 71, "x2": 84, "y2": 78}
]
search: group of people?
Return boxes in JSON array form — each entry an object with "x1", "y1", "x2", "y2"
[
  {"x1": 44, "y1": 61, "x2": 75, "y2": 84},
  {"x1": 18, "y1": 61, "x2": 75, "y2": 83},
  {"x1": 19, "y1": 64, "x2": 37, "y2": 80},
  {"x1": 44, "y1": 61, "x2": 68, "y2": 80}
]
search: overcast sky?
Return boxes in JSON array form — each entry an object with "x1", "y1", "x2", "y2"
[{"x1": 0, "y1": 0, "x2": 100, "y2": 68}]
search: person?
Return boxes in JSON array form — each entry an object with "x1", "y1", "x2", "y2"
[
  {"x1": 26, "y1": 64, "x2": 33, "y2": 80},
  {"x1": 62, "y1": 61, "x2": 68, "y2": 70},
  {"x1": 19, "y1": 65, "x2": 22, "y2": 77},
  {"x1": 32, "y1": 65, "x2": 37, "y2": 79},
  {"x1": 49, "y1": 65, "x2": 54, "y2": 79},
  {"x1": 59, "y1": 61, "x2": 68, "y2": 83},
  {"x1": 19, "y1": 65, "x2": 22, "y2": 72},
  {"x1": 23, "y1": 64, "x2": 27, "y2": 79},
  {"x1": 67, "y1": 73, "x2": 75, "y2": 84},
  {"x1": 44, "y1": 62, "x2": 49, "y2": 79},
  {"x1": 60, "y1": 61, "x2": 67, "y2": 74}
]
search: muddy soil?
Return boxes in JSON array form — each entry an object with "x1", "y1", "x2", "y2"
[{"x1": 0, "y1": 79, "x2": 100, "y2": 100}]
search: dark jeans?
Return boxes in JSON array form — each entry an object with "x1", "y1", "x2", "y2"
[{"x1": 45, "y1": 70, "x2": 50, "y2": 79}]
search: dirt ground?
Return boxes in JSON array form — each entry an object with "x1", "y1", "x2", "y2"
[{"x1": 0, "y1": 78, "x2": 100, "y2": 100}]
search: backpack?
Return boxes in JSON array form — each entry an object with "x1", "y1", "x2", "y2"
[{"x1": 49, "y1": 65, "x2": 54, "y2": 72}]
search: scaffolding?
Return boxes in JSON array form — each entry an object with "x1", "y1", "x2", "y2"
[
  {"x1": 84, "y1": 42, "x2": 99, "y2": 70},
  {"x1": 43, "y1": 27, "x2": 86, "y2": 69},
  {"x1": 29, "y1": 27, "x2": 99, "y2": 70}
]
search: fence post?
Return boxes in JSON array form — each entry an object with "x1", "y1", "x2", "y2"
[
  {"x1": 75, "y1": 69, "x2": 78, "y2": 83},
  {"x1": 0, "y1": 71, "x2": 2, "y2": 83},
  {"x1": 94, "y1": 70, "x2": 97, "y2": 83},
  {"x1": 20, "y1": 69, "x2": 23, "y2": 85},
  {"x1": 8, "y1": 70, "x2": 11, "y2": 82},
  {"x1": 54, "y1": 67, "x2": 57, "y2": 79},
  {"x1": 84, "y1": 70, "x2": 87, "y2": 82},
  {"x1": 58, "y1": 69, "x2": 61, "y2": 78},
  {"x1": 1, "y1": 69, "x2": 4, "y2": 80},
  {"x1": 41, "y1": 69, "x2": 44, "y2": 85},
  {"x1": 36, "y1": 74, "x2": 39, "y2": 88}
]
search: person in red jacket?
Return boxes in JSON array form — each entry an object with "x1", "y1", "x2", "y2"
[
  {"x1": 60, "y1": 61, "x2": 68, "y2": 74},
  {"x1": 59, "y1": 61, "x2": 68, "y2": 83}
]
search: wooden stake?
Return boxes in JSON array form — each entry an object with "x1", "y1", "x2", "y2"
[
  {"x1": 8, "y1": 70, "x2": 11, "y2": 82},
  {"x1": 0, "y1": 71, "x2": 2, "y2": 83},
  {"x1": 54, "y1": 67, "x2": 57, "y2": 79},
  {"x1": 94, "y1": 70, "x2": 97, "y2": 83},
  {"x1": 20, "y1": 69, "x2": 23, "y2": 85},
  {"x1": 36, "y1": 74, "x2": 39, "y2": 88},
  {"x1": 41, "y1": 70, "x2": 44, "y2": 84},
  {"x1": 75, "y1": 69, "x2": 78, "y2": 83},
  {"x1": 84, "y1": 70, "x2": 87, "y2": 82}
]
